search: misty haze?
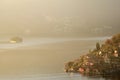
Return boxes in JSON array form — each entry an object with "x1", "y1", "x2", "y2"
[{"x1": 0, "y1": 0, "x2": 120, "y2": 80}]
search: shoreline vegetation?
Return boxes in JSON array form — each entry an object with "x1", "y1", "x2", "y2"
[{"x1": 65, "y1": 33, "x2": 120, "y2": 77}]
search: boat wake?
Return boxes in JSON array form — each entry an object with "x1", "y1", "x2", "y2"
[{"x1": 0, "y1": 37, "x2": 109, "y2": 49}]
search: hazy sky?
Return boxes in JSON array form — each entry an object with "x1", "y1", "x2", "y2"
[{"x1": 0, "y1": 0, "x2": 120, "y2": 37}]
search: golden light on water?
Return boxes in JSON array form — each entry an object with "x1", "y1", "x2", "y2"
[{"x1": 0, "y1": 0, "x2": 119, "y2": 80}]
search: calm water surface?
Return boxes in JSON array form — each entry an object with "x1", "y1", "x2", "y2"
[{"x1": 0, "y1": 37, "x2": 119, "y2": 80}]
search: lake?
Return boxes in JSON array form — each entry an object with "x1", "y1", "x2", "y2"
[{"x1": 0, "y1": 37, "x2": 119, "y2": 80}]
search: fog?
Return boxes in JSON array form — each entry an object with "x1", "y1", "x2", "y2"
[
  {"x1": 0, "y1": 1, "x2": 120, "y2": 79},
  {"x1": 0, "y1": 0, "x2": 120, "y2": 37}
]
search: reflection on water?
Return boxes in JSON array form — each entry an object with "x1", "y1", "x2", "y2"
[
  {"x1": 103, "y1": 73, "x2": 120, "y2": 80},
  {"x1": 0, "y1": 73, "x2": 119, "y2": 80},
  {"x1": 0, "y1": 73, "x2": 105, "y2": 80},
  {"x1": 0, "y1": 37, "x2": 119, "y2": 80}
]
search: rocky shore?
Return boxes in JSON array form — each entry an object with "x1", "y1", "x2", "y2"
[{"x1": 65, "y1": 33, "x2": 120, "y2": 76}]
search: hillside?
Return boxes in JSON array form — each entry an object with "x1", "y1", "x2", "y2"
[{"x1": 65, "y1": 33, "x2": 120, "y2": 76}]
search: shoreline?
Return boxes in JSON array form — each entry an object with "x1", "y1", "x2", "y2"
[{"x1": 65, "y1": 33, "x2": 120, "y2": 77}]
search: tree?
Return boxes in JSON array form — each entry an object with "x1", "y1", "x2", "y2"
[
  {"x1": 105, "y1": 39, "x2": 112, "y2": 45},
  {"x1": 112, "y1": 33, "x2": 120, "y2": 45},
  {"x1": 96, "y1": 42, "x2": 100, "y2": 50}
]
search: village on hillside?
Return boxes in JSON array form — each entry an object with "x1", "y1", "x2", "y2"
[{"x1": 65, "y1": 33, "x2": 120, "y2": 76}]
